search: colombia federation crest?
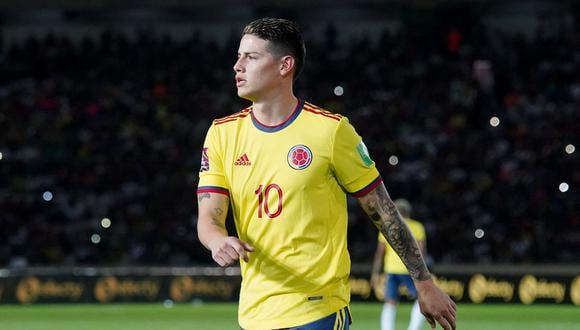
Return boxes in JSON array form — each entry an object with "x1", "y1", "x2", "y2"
[{"x1": 287, "y1": 145, "x2": 312, "y2": 170}]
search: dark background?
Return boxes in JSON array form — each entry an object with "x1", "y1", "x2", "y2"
[{"x1": 0, "y1": 0, "x2": 578, "y2": 267}]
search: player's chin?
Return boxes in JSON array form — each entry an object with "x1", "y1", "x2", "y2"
[
  {"x1": 237, "y1": 90, "x2": 255, "y2": 101},
  {"x1": 236, "y1": 88, "x2": 246, "y2": 96}
]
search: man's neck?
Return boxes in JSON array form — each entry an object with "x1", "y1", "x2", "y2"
[{"x1": 251, "y1": 93, "x2": 298, "y2": 127}]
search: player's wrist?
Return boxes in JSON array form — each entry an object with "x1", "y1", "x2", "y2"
[
  {"x1": 205, "y1": 233, "x2": 229, "y2": 251},
  {"x1": 413, "y1": 272, "x2": 433, "y2": 284}
]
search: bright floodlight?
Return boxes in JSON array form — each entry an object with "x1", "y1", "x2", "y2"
[
  {"x1": 91, "y1": 234, "x2": 101, "y2": 244},
  {"x1": 42, "y1": 191, "x2": 53, "y2": 201},
  {"x1": 474, "y1": 228, "x2": 485, "y2": 239},
  {"x1": 101, "y1": 218, "x2": 111, "y2": 228},
  {"x1": 0, "y1": 152, "x2": 3, "y2": 160},
  {"x1": 489, "y1": 116, "x2": 500, "y2": 127},
  {"x1": 333, "y1": 86, "x2": 344, "y2": 96},
  {"x1": 565, "y1": 144, "x2": 575, "y2": 154},
  {"x1": 559, "y1": 182, "x2": 569, "y2": 192},
  {"x1": 388, "y1": 155, "x2": 399, "y2": 166}
]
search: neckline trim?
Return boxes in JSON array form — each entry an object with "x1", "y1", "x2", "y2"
[{"x1": 251, "y1": 99, "x2": 304, "y2": 133}]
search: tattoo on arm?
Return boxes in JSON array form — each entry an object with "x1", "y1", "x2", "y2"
[
  {"x1": 210, "y1": 207, "x2": 225, "y2": 229},
  {"x1": 359, "y1": 184, "x2": 430, "y2": 281},
  {"x1": 213, "y1": 208, "x2": 223, "y2": 216},
  {"x1": 198, "y1": 193, "x2": 229, "y2": 231},
  {"x1": 210, "y1": 196, "x2": 229, "y2": 230},
  {"x1": 197, "y1": 192, "x2": 211, "y2": 203},
  {"x1": 210, "y1": 217, "x2": 225, "y2": 229}
]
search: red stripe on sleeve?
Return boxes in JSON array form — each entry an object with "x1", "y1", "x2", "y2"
[
  {"x1": 350, "y1": 176, "x2": 383, "y2": 198},
  {"x1": 197, "y1": 187, "x2": 230, "y2": 196}
]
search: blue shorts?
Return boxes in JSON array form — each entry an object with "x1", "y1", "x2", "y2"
[
  {"x1": 385, "y1": 274, "x2": 417, "y2": 301},
  {"x1": 243, "y1": 306, "x2": 351, "y2": 330}
]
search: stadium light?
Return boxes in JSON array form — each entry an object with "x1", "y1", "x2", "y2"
[
  {"x1": 42, "y1": 191, "x2": 53, "y2": 202},
  {"x1": 475, "y1": 228, "x2": 485, "y2": 239},
  {"x1": 101, "y1": 218, "x2": 112, "y2": 228},
  {"x1": 0, "y1": 151, "x2": 3, "y2": 160},
  {"x1": 388, "y1": 155, "x2": 399, "y2": 166},
  {"x1": 489, "y1": 116, "x2": 500, "y2": 127},
  {"x1": 91, "y1": 234, "x2": 101, "y2": 244},
  {"x1": 565, "y1": 144, "x2": 575, "y2": 154},
  {"x1": 333, "y1": 85, "x2": 344, "y2": 96},
  {"x1": 559, "y1": 182, "x2": 569, "y2": 193}
]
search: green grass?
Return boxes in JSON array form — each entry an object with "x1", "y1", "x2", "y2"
[{"x1": 0, "y1": 302, "x2": 578, "y2": 330}]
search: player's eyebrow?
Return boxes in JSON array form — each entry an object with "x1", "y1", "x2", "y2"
[{"x1": 238, "y1": 51, "x2": 262, "y2": 56}]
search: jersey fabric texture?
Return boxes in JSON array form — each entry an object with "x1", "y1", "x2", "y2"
[
  {"x1": 198, "y1": 100, "x2": 380, "y2": 329},
  {"x1": 378, "y1": 218, "x2": 425, "y2": 274}
]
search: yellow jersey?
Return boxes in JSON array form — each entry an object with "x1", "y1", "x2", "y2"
[
  {"x1": 378, "y1": 218, "x2": 425, "y2": 274},
  {"x1": 198, "y1": 100, "x2": 380, "y2": 329}
]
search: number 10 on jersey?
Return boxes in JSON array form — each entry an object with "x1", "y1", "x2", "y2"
[{"x1": 255, "y1": 184, "x2": 283, "y2": 219}]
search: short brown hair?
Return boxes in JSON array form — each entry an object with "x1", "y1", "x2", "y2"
[{"x1": 243, "y1": 17, "x2": 306, "y2": 81}]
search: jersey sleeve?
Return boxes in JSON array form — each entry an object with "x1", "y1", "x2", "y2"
[
  {"x1": 331, "y1": 117, "x2": 381, "y2": 197},
  {"x1": 411, "y1": 221, "x2": 426, "y2": 241},
  {"x1": 197, "y1": 123, "x2": 230, "y2": 196}
]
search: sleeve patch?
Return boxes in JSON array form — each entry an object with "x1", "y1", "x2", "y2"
[
  {"x1": 200, "y1": 147, "x2": 209, "y2": 172},
  {"x1": 356, "y1": 142, "x2": 374, "y2": 167}
]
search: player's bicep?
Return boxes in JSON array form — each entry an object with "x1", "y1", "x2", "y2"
[{"x1": 197, "y1": 192, "x2": 230, "y2": 230}]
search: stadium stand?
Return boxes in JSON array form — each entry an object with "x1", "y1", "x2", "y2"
[{"x1": 0, "y1": 1, "x2": 578, "y2": 268}]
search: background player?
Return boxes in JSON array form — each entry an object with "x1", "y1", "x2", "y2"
[{"x1": 372, "y1": 199, "x2": 427, "y2": 330}]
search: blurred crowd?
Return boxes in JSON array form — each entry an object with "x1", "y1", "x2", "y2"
[{"x1": 0, "y1": 16, "x2": 579, "y2": 267}]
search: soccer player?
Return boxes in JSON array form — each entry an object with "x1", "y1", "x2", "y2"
[
  {"x1": 371, "y1": 199, "x2": 427, "y2": 330},
  {"x1": 197, "y1": 17, "x2": 456, "y2": 330}
]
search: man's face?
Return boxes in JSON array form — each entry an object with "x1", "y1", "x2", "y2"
[{"x1": 233, "y1": 34, "x2": 282, "y2": 101}]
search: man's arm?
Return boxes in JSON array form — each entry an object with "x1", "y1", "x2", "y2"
[
  {"x1": 370, "y1": 241, "x2": 386, "y2": 290},
  {"x1": 357, "y1": 182, "x2": 456, "y2": 330},
  {"x1": 357, "y1": 184, "x2": 429, "y2": 281},
  {"x1": 197, "y1": 192, "x2": 253, "y2": 267}
]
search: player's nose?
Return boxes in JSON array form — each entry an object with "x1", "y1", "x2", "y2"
[{"x1": 233, "y1": 58, "x2": 244, "y2": 73}]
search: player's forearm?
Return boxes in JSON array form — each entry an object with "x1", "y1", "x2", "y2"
[
  {"x1": 197, "y1": 216, "x2": 229, "y2": 250},
  {"x1": 418, "y1": 240, "x2": 427, "y2": 258},
  {"x1": 358, "y1": 184, "x2": 431, "y2": 281}
]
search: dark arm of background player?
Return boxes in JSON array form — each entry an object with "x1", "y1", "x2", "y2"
[
  {"x1": 370, "y1": 241, "x2": 386, "y2": 289},
  {"x1": 357, "y1": 182, "x2": 431, "y2": 281}
]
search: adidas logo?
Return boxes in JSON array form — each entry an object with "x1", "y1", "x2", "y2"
[{"x1": 234, "y1": 153, "x2": 251, "y2": 166}]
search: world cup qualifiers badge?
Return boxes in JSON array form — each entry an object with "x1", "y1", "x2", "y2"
[
  {"x1": 200, "y1": 147, "x2": 209, "y2": 172},
  {"x1": 287, "y1": 145, "x2": 312, "y2": 170},
  {"x1": 356, "y1": 141, "x2": 373, "y2": 167}
]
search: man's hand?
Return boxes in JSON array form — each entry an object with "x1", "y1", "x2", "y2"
[
  {"x1": 415, "y1": 278, "x2": 457, "y2": 330},
  {"x1": 208, "y1": 236, "x2": 254, "y2": 267}
]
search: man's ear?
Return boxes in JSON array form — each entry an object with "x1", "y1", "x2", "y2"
[{"x1": 280, "y1": 55, "x2": 295, "y2": 78}]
